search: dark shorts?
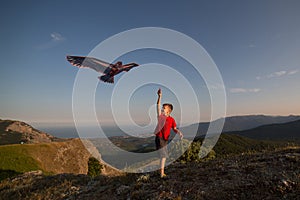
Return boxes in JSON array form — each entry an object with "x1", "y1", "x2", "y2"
[{"x1": 155, "y1": 136, "x2": 168, "y2": 158}]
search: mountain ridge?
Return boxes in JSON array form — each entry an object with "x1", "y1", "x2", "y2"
[
  {"x1": 226, "y1": 119, "x2": 300, "y2": 141},
  {"x1": 181, "y1": 114, "x2": 300, "y2": 137},
  {"x1": 0, "y1": 119, "x2": 63, "y2": 145}
]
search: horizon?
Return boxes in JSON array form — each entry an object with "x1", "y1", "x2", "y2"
[
  {"x1": 1, "y1": 1, "x2": 300, "y2": 128},
  {"x1": 3, "y1": 113, "x2": 299, "y2": 140},
  {"x1": 18, "y1": 113, "x2": 300, "y2": 128},
  {"x1": 2, "y1": 110, "x2": 300, "y2": 128}
]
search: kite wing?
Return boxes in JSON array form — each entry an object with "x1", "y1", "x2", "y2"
[
  {"x1": 66, "y1": 55, "x2": 111, "y2": 73},
  {"x1": 122, "y1": 63, "x2": 139, "y2": 72}
]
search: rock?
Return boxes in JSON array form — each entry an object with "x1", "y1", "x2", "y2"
[
  {"x1": 1, "y1": 119, "x2": 60, "y2": 144},
  {"x1": 117, "y1": 185, "x2": 130, "y2": 195}
]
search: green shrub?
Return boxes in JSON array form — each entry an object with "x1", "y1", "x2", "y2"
[
  {"x1": 87, "y1": 157, "x2": 103, "y2": 178},
  {"x1": 202, "y1": 148, "x2": 216, "y2": 161},
  {"x1": 169, "y1": 139, "x2": 216, "y2": 163},
  {"x1": 181, "y1": 140, "x2": 201, "y2": 163}
]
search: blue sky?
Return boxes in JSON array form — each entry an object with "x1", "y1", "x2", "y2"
[{"x1": 1, "y1": 0, "x2": 300, "y2": 127}]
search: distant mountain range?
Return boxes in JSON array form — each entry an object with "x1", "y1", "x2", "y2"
[
  {"x1": 181, "y1": 115, "x2": 300, "y2": 138},
  {"x1": 226, "y1": 119, "x2": 300, "y2": 140}
]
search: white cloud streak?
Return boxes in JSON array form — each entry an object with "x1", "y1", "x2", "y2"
[
  {"x1": 50, "y1": 32, "x2": 65, "y2": 41},
  {"x1": 257, "y1": 69, "x2": 299, "y2": 80},
  {"x1": 36, "y1": 32, "x2": 65, "y2": 50},
  {"x1": 248, "y1": 88, "x2": 261, "y2": 93},
  {"x1": 287, "y1": 70, "x2": 299, "y2": 75},
  {"x1": 230, "y1": 88, "x2": 261, "y2": 93},
  {"x1": 267, "y1": 70, "x2": 286, "y2": 78}
]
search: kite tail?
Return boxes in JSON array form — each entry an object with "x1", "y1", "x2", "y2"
[{"x1": 99, "y1": 75, "x2": 114, "y2": 83}]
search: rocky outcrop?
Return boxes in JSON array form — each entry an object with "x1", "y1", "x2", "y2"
[{"x1": 0, "y1": 119, "x2": 60, "y2": 145}]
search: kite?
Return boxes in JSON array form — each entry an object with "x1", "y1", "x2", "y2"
[{"x1": 66, "y1": 55, "x2": 139, "y2": 83}]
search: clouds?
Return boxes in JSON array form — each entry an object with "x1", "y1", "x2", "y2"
[
  {"x1": 230, "y1": 88, "x2": 261, "y2": 94},
  {"x1": 231, "y1": 68, "x2": 299, "y2": 94},
  {"x1": 50, "y1": 32, "x2": 65, "y2": 42},
  {"x1": 256, "y1": 69, "x2": 299, "y2": 80},
  {"x1": 231, "y1": 69, "x2": 299, "y2": 94},
  {"x1": 267, "y1": 70, "x2": 286, "y2": 78},
  {"x1": 287, "y1": 70, "x2": 299, "y2": 75},
  {"x1": 36, "y1": 32, "x2": 65, "y2": 50}
]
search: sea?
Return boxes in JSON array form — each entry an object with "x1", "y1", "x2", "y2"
[{"x1": 35, "y1": 125, "x2": 155, "y2": 139}]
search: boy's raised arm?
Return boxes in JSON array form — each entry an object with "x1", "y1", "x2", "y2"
[{"x1": 157, "y1": 88, "x2": 162, "y2": 117}]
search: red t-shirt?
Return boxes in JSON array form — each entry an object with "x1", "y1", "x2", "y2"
[{"x1": 155, "y1": 114, "x2": 176, "y2": 141}]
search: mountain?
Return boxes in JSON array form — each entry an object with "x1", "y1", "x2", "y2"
[
  {"x1": 0, "y1": 119, "x2": 122, "y2": 178},
  {"x1": 220, "y1": 115, "x2": 300, "y2": 132},
  {"x1": 0, "y1": 138, "x2": 122, "y2": 179},
  {"x1": 181, "y1": 115, "x2": 300, "y2": 137},
  {"x1": 0, "y1": 139, "x2": 90, "y2": 175},
  {"x1": 0, "y1": 119, "x2": 63, "y2": 145},
  {"x1": 227, "y1": 119, "x2": 300, "y2": 141}
]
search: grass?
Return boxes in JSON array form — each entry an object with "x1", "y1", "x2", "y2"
[
  {"x1": 0, "y1": 139, "x2": 90, "y2": 179},
  {"x1": 0, "y1": 139, "x2": 91, "y2": 181},
  {"x1": 0, "y1": 145, "x2": 41, "y2": 172},
  {"x1": 0, "y1": 144, "x2": 41, "y2": 181}
]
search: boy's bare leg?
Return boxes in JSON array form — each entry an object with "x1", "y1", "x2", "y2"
[{"x1": 160, "y1": 157, "x2": 166, "y2": 177}]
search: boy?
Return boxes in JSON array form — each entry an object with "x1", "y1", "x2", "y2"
[{"x1": 154, "y1": 88, "x2": 183, "y2": 178}]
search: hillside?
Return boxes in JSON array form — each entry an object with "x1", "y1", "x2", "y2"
[
  {"x1": 0, "y1": 139, "x2": 89, "y2": 175},
  {"x1": 0, "y1": 147, "x2": 299, "y2": 199},
  {"x1": 0, "y1": 119, "x2": 63, "y2": 145},
  {"x1": 211, "y1": 134, "x2": 293, "y2": 157},
  {"x1": 0, "y1": 138, "x2": 122, "y2": 181},
  {"x1": 109, "y1": 133, "x2": 293, "y2": 157},
  {"x1": 182, "y1": 115, "x2": 300, "y2": 137},
  {"x1": 227, "y1": 119, "x2": 300, "y2": 141}
]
